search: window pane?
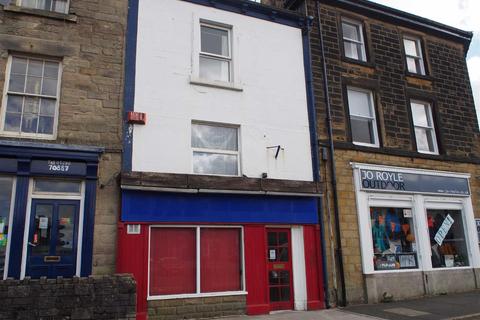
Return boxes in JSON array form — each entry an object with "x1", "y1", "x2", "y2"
[
  {"x1": 41, "y1": 78, "x2": 58, "y2": 96},
  {"x1": 411, "y1": 102, "x2": 430, "y2": 127},
  {"x1": 351, "y1": 117, "x2": 375, "y2": 144},
  {"x1": 40, "y1": 98, "x2": 56, "y2": 116},
  {"x1": 24, "y1": 96, "x2": 40, "y2": 114},
  {"x1": 404, "y1": 38, "x2": 418, "y2": 57},
  {"x1": 34, "y1": 179, "x2": 81, "y2": 194},
  {"x1": 342, "y1": 22, "x2": 360, "y2": 41},
  {"x1": 32, "y1": 204, "x2": 53, "y2": 255},
  {"x1": 150, "y1": 228, "x2": 196, "y2": 295},
  {"x1": 11, "y1": 57, "x2": 28, "y2": 75},
  {"x1": 44, "y1": 62, "x2": 59, "y2": 79},
  {"x1": 192, "y1": 124, "x2": 238, "y2": 151},
  {"x1": 428, "y1": 210, "x2": 469, "y2": 268},
  {"x1": 199, "y1": 56, "x2": 229, "y2": 82},
  {"x1": 193, "y1": 152, "x2": 238, "y2": 176},
  {"x1": 407, "y1": 57, "x2": 419, "y2": 74},
  {"x1": 201, "y1": 26, "x2": 229, "y2": 56},
  {"x1": 371, "y1": 207, "x2": 418, "y2": 270},
  {"x1": 201, "y1": 228, "x2": 241, "y2": 292},
  {"x1": 27, "y1": 59, "x2": 44, "y2": 77},
  {"x1": 21, "y1": 113, "x2": 39, "y2": 133},
  {"x1": 53, "y1": 0, "x2": 68, "y2": 13},
  {"x1": 21, "y1": 0, "x2": 36, "y2": 8},
  {"x1": 4, "y1": 113, "x2": 21, "y2": 132},
  {"x1": 415, "y1": 127, "x2": 436, "y2": 153},
  {"x1": 25, "y1": 76, "x2": 42, "y2": 94},
  {"x1": 344, "y1": 42, "x2": 360, "y2": 60},
  {"x1": 6, "y1": 95, "x2": 23, "y2": 113},
  {"x1": 9, "y1": 74, "x2": 26, "y2": 92},
  {"x1": 0, "y1": 177, "x2": 15, "y2": 276},
  {"x1": 347, "y1": 89, "x2": 372, "y2": 117},
  {"x1": 38, "y1": 116, "x2": 54, "y2": 134},
  {"x1": 56, "y1": 205, "x2": 75, "y2": 254}
]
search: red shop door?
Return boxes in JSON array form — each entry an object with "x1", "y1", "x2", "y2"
[{"x1": 266, "y1": 228, "x2": 294, "y2": 311}]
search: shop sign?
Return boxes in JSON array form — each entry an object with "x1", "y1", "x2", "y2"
[
  {"x1": 434, "y1": 214, "x2": 454, "y2": 246},
  {"x1": 360, "y1": 169, "x2": 470, "y2": 196},
  {"x1": 0, "y1": 158, "x2": 17, "y2": 173},
  {"x1": 30, "y1": 160, "x2": 86, "y2": 176}
]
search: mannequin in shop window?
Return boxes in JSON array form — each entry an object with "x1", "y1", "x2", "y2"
[{"x1": 372, "y1": 210, "x2": 389, "y2": 253}]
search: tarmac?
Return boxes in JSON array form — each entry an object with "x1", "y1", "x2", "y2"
[{"x1": 221, "y1": 291, "x2": 480, "y2": 320}]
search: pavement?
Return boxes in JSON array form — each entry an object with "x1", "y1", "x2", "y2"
[{"x1": 221, "y1": 291, "x2": 480, "y2": 320}]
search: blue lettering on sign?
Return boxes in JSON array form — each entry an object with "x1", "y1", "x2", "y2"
[{"x1": 360, "y1": 169, "x2": 470, "y2": 196}]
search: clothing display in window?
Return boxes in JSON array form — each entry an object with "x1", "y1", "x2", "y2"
[{"x1": 371, "y1": 207, "x2": 417, "y2": 270}]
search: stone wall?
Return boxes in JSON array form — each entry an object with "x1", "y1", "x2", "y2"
[
  {"x1": 148, "y1": 295, "x2": 246, "y2": 320},
  {"x1": 0, "y1": 274, "x2": 136, "y2": 320},
  {"x1": 0, "y1": 0, "x2": 127, "y2": 275}
]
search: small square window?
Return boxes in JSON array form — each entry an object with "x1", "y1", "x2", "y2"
[
  {"x1": 341, "y1": 19, "x2": 367, "y2": 62},
  {"x1": 17, "y1": 0, "x2": 69, "y2": 14},
  {"x1": 199, "y1": 23, "x2": 231, "y2": 83},
  {"x1": 410, "y1": 100, "x2": 438, "y2": 154},
  {"x1": 403, "y1": 36, "x2": 426, "y2": 75},
  {"x1": 1, "y1": 56, "x2": 61, "y2": 138},
  {"x1": 347, "y1": 87, "x2": 379, "y2": 147},
  {"x1": 191, "y1": 123, "x2": 240, "y2": 176}
]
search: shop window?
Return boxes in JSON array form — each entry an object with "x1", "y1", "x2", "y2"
[
  {"x1": 17, "y1": 0, "x2": 69, "y2": 14},
  {"x1": 427, "y1": 209, "x2": 469, "y2": 268},
  {"x1": 149, "y1": 227, "x2": 243, "y2": 298},
  {"x1": 199, "y1": 22, "x2": 231, "y2": 82},
  {"x1": 403, "y1": 36, "x2": 426, "y2": 75},
  {"x1": 1, "y1": 55, "x2": 61, "y2": 139},
  {"x1": 370, "y1": 207, "x2": 418, "y2": 271},
  {"x1": 341, "y1": 18, "x2": 367, "y2": 62},
  {"x1": 0, "y1": 176, "x2": 15, "y2": 278},
  {"x1": 411, "y1": 101, "x2": 438, "y2": 154},
  {"x1": 347, "y1": 87, "x2": 379, "y2": 147},
  {"x1": 191, "y1": 122, "x2": 239, "y2": 176}
]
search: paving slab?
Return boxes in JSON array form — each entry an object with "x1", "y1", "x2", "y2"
[
  {"x1": 346, "y1": 291, "x2": 480, "y2": 320},
  {"x1": 220, "y1": 309, "x2": 383, "y2": 320}
]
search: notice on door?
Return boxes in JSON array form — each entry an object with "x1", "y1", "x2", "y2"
[
  {"x1": 434, "y1": 214, "x2": 454, "y2": 246},
  {"x1": 39, "y1": 217, "x2": 49, "y2": 230}
]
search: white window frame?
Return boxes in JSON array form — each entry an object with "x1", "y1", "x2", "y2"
[
  {"x1": 410, "y1": 100, "x2": 438, "y2": 155},
  {"x1": 347, "y1": 87, "x2": 380, "y2": 148},
  {"x1": 351, "y1": 163, "x2": 480, "y2": 275},
  {"x1": 1, "y1": 176, "x2": 17, "y2": 280},
  {"x1": 147, "y1": 225, "x2": 247, "y2": 300},
  {"x1": 341, "y1": 18, "x2": 367, "y2": 62},
  {"x1": 199, "y1": 22, "x2": 232, "y2": 81},
  {"x1": 403, "y1": 36, "x2": 426, "y2": 75},
  {"x1": 16, "y1": 0, "x2": 70, "y2": 14},
  {"x1": 191, "y1": 122, "x2": 241, "y2": 177},
  {"x1": 20, "y1": 178, "x2": 85, "y2": 279},
  {"x1": 0, "y1": 55, "x2": 62, "y2": 140}
]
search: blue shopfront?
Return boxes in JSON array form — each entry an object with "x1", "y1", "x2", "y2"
[{"x1": 0, "y1": 141, "x2": 102, "y2": 279}]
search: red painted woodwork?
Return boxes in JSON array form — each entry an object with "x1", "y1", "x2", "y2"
[
  {"x1": 304, "y1": 225, "x2": 325, "y2": 310},
  {"x1": 200, "y1": 228, "x2": 241, "y2": 292},
  {"x1": 244, "y1": 225, "x2": 270, "y2": 315},
  {"x1": 266, "y1": 228, "x2": 294, "y2": 311},
  {"x1": 116, "y1": 223, "x2": 149, "y2": 320},
  {"x1": 150, "y1": 228, "x2": 196, "y2": 295}
]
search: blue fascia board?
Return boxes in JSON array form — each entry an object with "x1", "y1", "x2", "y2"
[{"x1": 121, "y1": 190, "x2": 318, "y2": 224}]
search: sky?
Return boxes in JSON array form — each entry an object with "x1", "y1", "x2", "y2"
[{"x1": 368, "y1": 0, "x2": 480, "y2": 125}]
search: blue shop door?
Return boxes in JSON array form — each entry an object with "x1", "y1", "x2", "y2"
[{"x1": 26, "y1": 199, "x2": 80, "y2": 278}]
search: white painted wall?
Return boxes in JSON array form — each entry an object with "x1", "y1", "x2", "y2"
[{"x1": 132, "y1": 0, "x2": 313, "y2": 181}]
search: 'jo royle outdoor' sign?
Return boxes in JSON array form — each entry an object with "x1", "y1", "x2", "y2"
[{"x1": 360, "y1": 169, "x2": 470, "y2": 196}]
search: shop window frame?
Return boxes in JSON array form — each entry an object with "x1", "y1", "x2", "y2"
[
  {"x1": 0, "y1": 54, "x2": 62, "y2": 140},
  {"x1": 147, "y1": 225, "x2": 247, "y2": 300},
  {"x1": 1, "y1": 176, "x2": 17, "y2": 280}
]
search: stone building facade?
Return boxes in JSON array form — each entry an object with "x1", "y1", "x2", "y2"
[
  {"x1": 0, "y1": 0, "x2": 126, "y2": 280},
  {"x1": 262, "y1": 0, "x2": 480, "y2": 306}
]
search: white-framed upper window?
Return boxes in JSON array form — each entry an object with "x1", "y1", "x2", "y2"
[
  {"x1": 191, "y1": 122, "x2": 240, "y2": 176},
  {"x1": 410, "y1": 100, "x2": 438, "y2": 154},
  {"x1": 148, "y1": 225, "x2": 245, "y2": 299},
  {"x1": 199, "y1": 22, "x2": 232, "y2": 83},
  {"x1": 347, "y1": 87, "x2": 379, "y2": 147},
  {"x1": 17, "y1": 0, "x2": 69, "y2": 14},
  {"x1": 342, "y1": 18, "x2": 367, "y2": 62},
  {"x1": 403, "y1": 36, "x2": 426, "y2": 75},
  {"x1": 1, "y1": 55, "x2": 61, "y2": 139}
]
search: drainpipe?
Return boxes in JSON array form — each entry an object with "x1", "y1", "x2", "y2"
[
  {"x1": 315, "y1": 0, "x2": 347, "y2": 307},
  {"x1": 300, "y1": 5, "x2": 330, "y2": 309}
]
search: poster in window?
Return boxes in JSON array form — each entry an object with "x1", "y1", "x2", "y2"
[{"x1": 399, "y1": 254, "x2": 416, "y2": 268}]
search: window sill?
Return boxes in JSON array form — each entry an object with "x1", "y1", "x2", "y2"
[
  {"x1": 353, "y1": 141, "x2": 379, "y2": 149},
  {"x1": 0, "y1": 131, "x2": 56, "y2": 141},
  {"x1": 341, "y1": 56, "x2": 375, "y2": 69},
  {"x1": 405, "y1": 72, "x2": 433, "y2": 82},
  {"x1": 189, "y1": 76, "x2": 243, "y2": 92},
  {"x1": 148, "y1": 290, "x2": 248, "y2": 301},
  {"x1": 3, "y1": 5, "x2": 77, "y2": 22}
]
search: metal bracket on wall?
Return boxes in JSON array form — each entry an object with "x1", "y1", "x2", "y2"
[{"x1": 267, "y1": 145, "x2": 284, "y2": 159}]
